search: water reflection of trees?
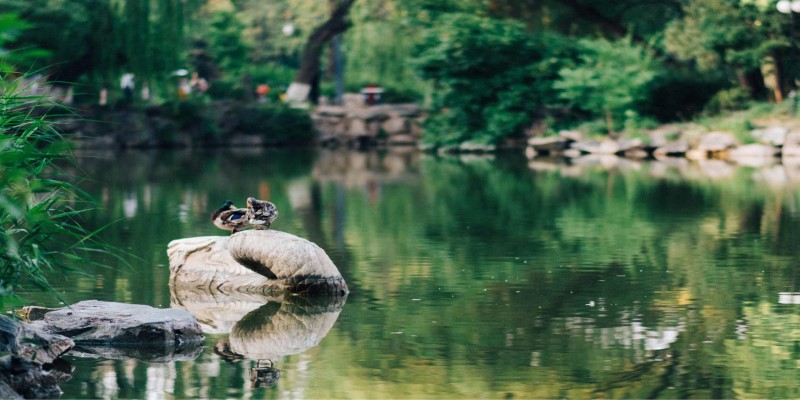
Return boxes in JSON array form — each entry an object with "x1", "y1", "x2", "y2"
[
  {"x1": 315, "y1": 154, "x2": 800, "y2": 398},
  {"x1": 43, "y1": 150, "x2": 800, "y2": 398}
]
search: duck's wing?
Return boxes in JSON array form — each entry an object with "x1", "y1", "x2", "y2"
[
  {"x1": 247, "y1": 198, "x2": 278, "y2": 223},
  {"x1": 220, "y1": 208, "x2": 249, "y2": 222}
]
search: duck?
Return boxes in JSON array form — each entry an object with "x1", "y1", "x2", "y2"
[
  {"x1": 246, "y1": 197, "x2": 278, "y2": 229},
  {"x1": 211, "y1": 200, "x2": 251, "y2": 234}
]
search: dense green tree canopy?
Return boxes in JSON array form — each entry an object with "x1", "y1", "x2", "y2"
[{"x1": 0, "y1": 0, "x2": 795, "y2": 143}]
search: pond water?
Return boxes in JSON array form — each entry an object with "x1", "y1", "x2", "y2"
[{"x1": 10, "y1": 148, "x2": 800, "y2": 398}]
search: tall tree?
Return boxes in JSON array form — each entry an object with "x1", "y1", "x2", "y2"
[
  {"x1": 664, "y1": 0, "x2": 790, "y2": 101},
  {"x1": 285, "y1": 0, "x2": 354, "y2": 103}
]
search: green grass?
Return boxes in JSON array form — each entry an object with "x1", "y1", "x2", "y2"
[{"x1": 0, "y1": 75, "x2": 124, "y2": 298}]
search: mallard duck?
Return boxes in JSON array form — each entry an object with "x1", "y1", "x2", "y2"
[
  {"x1": 212, "y1": 200, "x2": 250, "y2": 233},
  {"x1": 246, "y1": 197, "x2": 278, "y2": 229}
]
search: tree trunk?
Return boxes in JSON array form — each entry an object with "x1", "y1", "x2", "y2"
[
  {"x1": 285, "y1": 0, "x2": 355, "y2": 104},
  {"x1": 604, "y1": 107, "x2": 615, "y2": 137},
  {"x1": 762, "y1": 54, "x2": 783, "y2": 103},
  {"x1": 735, "y1": 67, "x2": 768, "y2": 101}
]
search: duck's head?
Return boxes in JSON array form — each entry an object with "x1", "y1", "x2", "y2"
[{"x1": 212, "y1": 200, "x2": 237, "y2": 220}]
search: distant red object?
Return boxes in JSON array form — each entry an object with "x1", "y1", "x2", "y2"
[{"x1": 256, "y1": 84, "x2": 270, "y2": 97}]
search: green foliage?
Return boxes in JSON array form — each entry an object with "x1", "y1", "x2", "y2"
[
  {"x1": 0, "y1": 12, "x2": 49, "y2": 72},
  {"x1": 342, "y1": 2, "x2": 426, "y2": 102},
  {"x1": 233, "y1": 104, "x2": 314, "y2": 145},
  {"x1": 159, "y1": 99, "x2": 218, "y2": 140},
  {"x1": 664, "y1": 0, "x2": 787, "y2": 72},
  {"x1": 207, "y1": 11, "x2": 249, "y2": 78},
  {"x1": 554, "y1": 38, "x2": 656, "y2": 134},
  {"x1": 704, "y1": 87, "x2": 753, "y2": 114},
  {"x1": 0, "y1": 0, "x2": 186, "y2": 95},
  {"x1": 413, "y1": 13, "x2": 576, "y2": 145},
  {"x1": 639, "y1": 70, "x2": 729, "y2": 121},
  {"x1": 0, "y1": 77, "x2": 118, "y2": 295}
]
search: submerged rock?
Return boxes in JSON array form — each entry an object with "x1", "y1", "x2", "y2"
[{"x1": 168, "y1": 230, "x2": 349, "y2": 297}]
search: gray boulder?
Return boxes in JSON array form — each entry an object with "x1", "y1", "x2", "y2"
[
  {"x1": 653, "y1": 141, "x2": 690, "y2": 158},
  {"x1": 26, "y1": 301, "x2": 204, "y2": 353},
  {"x1": 571, "y1": 139, "x2": 643, "y2": 155},
  {"x1": 0, "y1": 316, "x2": 74, "y2": 399},
  {"x1": 0, "y1": 315, "x2": 73, "y2": 365},
  {"x1": 697, "y1": 131, "x2": 737, "y2": 156},
  {"x1": 0, "y1": 355, "x2": 61, "y2": 399},
  {"x1": 751, "y1": 126, "x2": 788, "y2": 147},
  {"x1": 527, "y1": 136, "x2": 571, "y2": 155},
  {"x1": 571, "y1": 139, "x2": 620, "y2": 155}
]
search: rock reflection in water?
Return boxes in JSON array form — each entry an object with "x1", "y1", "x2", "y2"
[
  {"x1": 171, "y1": 284, "x2": 346, "y2": 388},
  {"x1": 528, "y1": 154, "x2": 800, "y2": 188},
  {"x1": 68, "y1": 343, "x2": 204, "y2": 363},
  {"x1": 227, "y1": 297, "x2": 345, "y2": 360}
]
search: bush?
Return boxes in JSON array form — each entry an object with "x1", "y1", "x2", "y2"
[
  {"x1": 704, "y1": 87, "x2": 752, "y2": 114},
  {"x1": 412, "y1": 13, "x2": 577, "y2": 146},
  {"x1": 233, "y1": 104, "x2": 315, "y2": 145},
  {"x1": 639, "y1": 71, "x2": 728, "y2": 121},
  {"x1": 159, "y1": 99, "x2": 219, "y2": 141},
  {"x1": 554, "y1": 38, "x2": 656, "y2": 135}
]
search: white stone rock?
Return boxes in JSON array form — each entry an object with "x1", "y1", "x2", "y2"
[
  {"x1": 347, "y1": 118, "x2": 368, "y2": 136},
  {"x1": 383, "y1": 117, "x2": 409, "y2": 134},
  {"x1": 697, "y1": 131, "x2": 737, "y2": 154},
  {"x1": 528, "y1": 136, "x2": 569, "y2": 154},
  {"x1": 728, "y1": 144, "x2": 780, "y2": 162},
  {"x1": 571, "y1": 140, "x2": 620, "y2": 155},
  {"x1": 751, "y1": 126, "x2": 788, "y2": 147},
  {"x1": 653, "y1": 141, "x2": 689, "y2": 158},
  {"x1": 169, "y1": 230, "x2": 348, "y2": 297}
]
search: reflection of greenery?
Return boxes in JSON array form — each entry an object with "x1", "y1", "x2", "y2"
[
  {"x1": 307, "y1": 155, "x2": 800, "y2": 397},
  {"x1": 22, "y1": 150, "x2": 800, "y2": 398},
  {"x1": 723, "y1": 302, "x2": 800, "y2": 399}
]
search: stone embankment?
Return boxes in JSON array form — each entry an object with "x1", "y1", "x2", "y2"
[
  {"x1": 527, "y1": 124, "x2": 800, "y2": 165},
  {"x1": 311, "y1": 96, "x2": 424, "y2": 147}
]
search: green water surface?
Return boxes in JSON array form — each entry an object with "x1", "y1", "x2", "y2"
[{"x1": 12, "y1": 149, "x2": 800, "y2": 399}]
